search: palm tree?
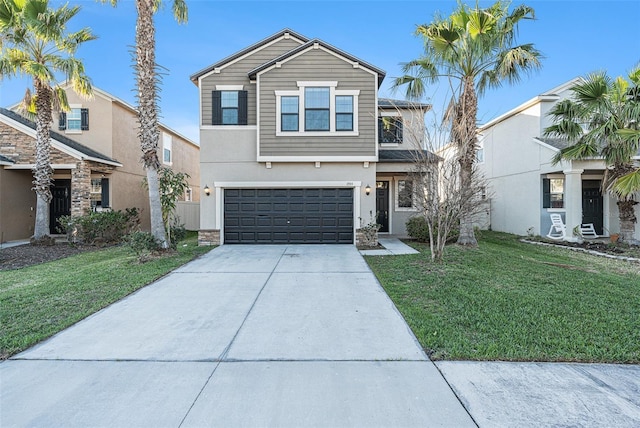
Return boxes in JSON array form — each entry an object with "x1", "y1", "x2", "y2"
[
  {"x1": 393, "y1": 0, "x2": 542, "y2": 246},
  {"x1": 544, "y1": 66, "x2": 640, "y2": 243},
  {"x1": 0, "y1": 0, "x2": 94, "y2": 242},
  {"x1": 102, "y1": 0, "x2": 187, "y2": 249}
]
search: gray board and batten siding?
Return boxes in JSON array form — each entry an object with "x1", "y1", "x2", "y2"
[
  {"x1": 257, "y1": 48, "x2": 378, "y2": 158},
  {"x1": 199, "y1": 37, "x2": 305, "y2": 126}
]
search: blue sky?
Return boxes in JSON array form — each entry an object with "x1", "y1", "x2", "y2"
[{"x1": 1, "y1": 0, "x2": 638, "y2": 142}]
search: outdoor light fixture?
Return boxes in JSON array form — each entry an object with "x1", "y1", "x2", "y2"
[
  {"x1": 204, "y1": 185, "x2": 211, "y2": 196},
  {"x1": 365, "y1": 184, "x2": 371, "y2": 196}
]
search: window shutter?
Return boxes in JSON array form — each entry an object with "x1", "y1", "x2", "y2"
[
  {"x1": 58, "y1": 112, "x2": 67, "y2": 130},
  {"x1": 542, "y1": 178, "x2": 551, "y2": 208},
  {"x1": 238, "y1": 90, "x2": 248, "y2": 125},
  {"x1": 101, "y1": 178, "x2": 110, "y2": 208},
  {"x1": 81, "y1": 108, "x2": 89, "y2": 130},
  {"x1": 212, "y1": 91, "x2": 222, "y2": 125}
]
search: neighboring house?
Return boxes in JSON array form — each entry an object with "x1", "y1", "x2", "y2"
[
  {"x1": 477, "y1": 78, "x2": 640, "y2": 240},
  {"x1": 191, "y1": 29, "x2": 432, "y2": 245},
  {"x1": 0, "y1": 85, "x2": 200, "y2": 243}
]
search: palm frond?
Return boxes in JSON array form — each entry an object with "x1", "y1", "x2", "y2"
[
  {"x1": 551, "y1": 140, "x2": 599, "y2": 164},
  {"x1": 612, "y1": 169, "x2": 640, "y2": 199},
  {"x1": 172, "y1": 0, "x2": 187, "y2": 24}
]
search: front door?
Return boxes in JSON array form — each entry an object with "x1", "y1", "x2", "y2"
[
  {"x1": 376, "y1": 181, "x2": 389, "y2": 233},
  {"x1": 50, "y1": 179, "x2": 71, "y2": 233},
  {"x1": 582, "y1": 180, "x2": 603, "y2": 235}
]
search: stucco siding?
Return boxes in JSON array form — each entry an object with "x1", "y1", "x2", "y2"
[
  {"x1": 258, "y1": 49, "x2": 377, "y2": 157},
  {"x1": 199, "y1": 38, "x2": 304, "y2": 126}
]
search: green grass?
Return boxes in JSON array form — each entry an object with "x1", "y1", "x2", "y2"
[
  {"x1": 365, "y1": 231, "x2": 640, "y2": 363},
  {"x1": 0, "y1": 233, "x2": 213, "y2": 359}
]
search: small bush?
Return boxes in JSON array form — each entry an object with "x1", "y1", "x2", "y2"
[
  {"x1": 58, "y1": 208, "x2": 140, "y2": 245},
  {"x1": 126, "y1": 231, "x2": 161, "y2": 261},
  {"x1": 406, "y1": 216, "x2": 459, "y2": 243}
]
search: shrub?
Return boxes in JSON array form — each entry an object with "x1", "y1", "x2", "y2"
[
  {"x1": 58, "y1": 208, "x2": 140, "y2": 245},
  {"x1": 406, "y1": 216, "x2": 459, "y2": 243},
  {"x1": 126, "y1": 231, "x2": 161, "y2": 261},
  {"x1": 169, "y1": 222, "x2": 187, "y2": 247}
]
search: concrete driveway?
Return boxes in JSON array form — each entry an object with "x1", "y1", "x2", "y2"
[{"x1": 1, "y1": 244, "x2": 474, "y2": 427}]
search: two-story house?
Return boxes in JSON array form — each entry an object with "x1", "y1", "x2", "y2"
[
  {"x1": 0, "y1": 85, "x2": 200, "y2": 243},
  {"x1": 477, "y1": 78, "x2": 640, "y2": 240},
  {"x1": 192, "y1": 29, "x2": 432, "y2": 246}
]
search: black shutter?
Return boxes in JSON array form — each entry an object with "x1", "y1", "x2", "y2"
[
  {"x1": 542, "y1": 178, "x2": 551, "y2": 208},
  {"x1": 396, "y1": 120, "x2": 403, "y2": 143},
  {"x1": 81, "y1": 108, "x2": 89, "y2": 130},
  {"x1": 58, "y1": 112, "x2": 67, "y2": 130},
  {"x1": 101, "y1": 178, "x2": 110, "y2": 208},
  {"x1": 212, "y1": 91, "x2": 222, "y2": 125},
  {"x1": 238, "y1": 90, "x2": 248, "y2": 125}
]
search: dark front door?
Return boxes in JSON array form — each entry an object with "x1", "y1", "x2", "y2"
[
  {"x1": 224, "y1": 188, "x2": 354, "y2": 244},
  {"x1": 50, "y1": 179, "x2": 71, "y2": 233},
  {"x1": 376, "y1": 181, "x2": 389, "y2": 233},
  {"x1": 582, "y1": 180, "x2": 603, "y2": 235}
]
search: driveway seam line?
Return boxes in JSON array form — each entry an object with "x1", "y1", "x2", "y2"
[{"x1": 177, "y1": 245, "x2": 288, "y2": 426}]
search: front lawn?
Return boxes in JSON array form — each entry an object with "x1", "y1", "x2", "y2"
[
  {"x1": 0, "y1": 233, "x2": 213, "y2": 359},
  {"x1": 365, "y1": 231, "x2": 640, "y2": 363}
]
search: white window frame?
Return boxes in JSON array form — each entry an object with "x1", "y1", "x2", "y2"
[
  {"x1": 66, "y1": 104, "x2": 82, "y2": 134},
  {"x1": 275, "y1": 81, "x2": 359, "y2": 136},
  {"x1": 162, "y1": 132, "x2": 172, "y2": 166},
  {"x1": 395, "y1": 177, "x2": 418, "y2": 212},
  {"x1": 379, "y1": 112, "x2": 403, "y2": 146}
]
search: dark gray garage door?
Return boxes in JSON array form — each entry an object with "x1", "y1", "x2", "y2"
[{"x1": 224, "y1": 188, "x2": 354, "y2": 244}]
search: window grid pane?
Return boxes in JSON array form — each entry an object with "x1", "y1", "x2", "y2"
[
  {"x1": 305, "y1": 110, "x2": 330, "y2": 131},
  {"x1": 282, "y1": 114, "x2": 299, "y2": 131},
  {"x1": 305, "y1": 87, "x2": 330, "y2": 108},
  {"x1": 67, "y1": 108, "x2": 81, "y2": 130},
  {"x1": 221, "y1": 91, "x2": 238, "y2": 108},
  {"x1": 398, "y1": 180, "x2": 413, "y2": 208},
  {"x1": 222, "y1": 109, "x2": 238, "y2": 125},
  {"x1": 335, "y1": 96, "x2": 353, "y2": 113},
  {"x1": 281, "y1": 96, "x2": 299, "y2": 113},
  {"x1": 336, "y1": 113, "x2": 353, "y2": 131}
]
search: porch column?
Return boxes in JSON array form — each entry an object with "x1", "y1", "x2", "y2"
[
  {"x1": 71, "y1": 161, "x2": 91, "y2": 217},
  {"x1": 563, "y1": 168, "x2": 583, "y2": 240}
]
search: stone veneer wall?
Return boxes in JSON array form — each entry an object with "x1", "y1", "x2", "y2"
[
  {"x1": 71, "y1": 161, "x2": 91, "y2": 217},
  {"x1": 198, "y1": 229, "x2": 220, "y2": 246},
  {"x1": 355, "y1": 228, "x2": 379, "y2": 247}
]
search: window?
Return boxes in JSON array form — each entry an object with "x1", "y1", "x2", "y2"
[
  {"x1": 305, "y1": 87, "x2": 330, "y2": 131},
  {"x1": 543, "y1": 178, "x2": 564, "y2": 208},
  {"x1": 58, "y1": 107, "x2": 89, "y2": 131},
  {"x1": 212, "y1": 90, "x2": 247, "y2": 125},
  {"x1": 335, "y1": 95, "x2": 353, "y2": 131},
  {"x1": 162, "y1": 132, "x2": 172, "y2": 165},
  {"x1": 476, "y1": 142, "x2": 485, "y2": 163},
  {"x1": 281, "y1": 96, "x2": 299, "y2": 131},
  {"x1": 397, "y1": 179, "x2": 414, "y2": 209},
  {"x1": 90, "y1": 178, "x2": 109, "y2": 209},
  {"x1": 378, "y1": 116, "x2": 403, "y2": 144},
  {"x1": 274, "y1": 82, "x2": 359, "y2": 135}
]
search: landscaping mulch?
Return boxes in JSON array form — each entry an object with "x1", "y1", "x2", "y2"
[{"x1": 0, "y1": 243, "x2": 100, "y2": 271}]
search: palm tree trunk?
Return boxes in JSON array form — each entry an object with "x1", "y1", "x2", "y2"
[
  {"x1": 456, "y1": 76, "x2": 479, "y2": 247},
  {"x1": 136, "y1": 0, "x2": 167, "y2": 248},
  {"x1": 32, "y1": 79, "x2": 54, "y2": 240},
  {"x1": 617, "y1": 200, "x2": 638, "y2": 243}
]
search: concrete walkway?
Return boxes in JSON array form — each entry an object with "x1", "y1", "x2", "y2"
[
  {"x1": 359, "y1": 236, "x2": 419, "y2": 256},
  {"x1": 0, "y1": 244, "x2": 474, "y2": 427}
]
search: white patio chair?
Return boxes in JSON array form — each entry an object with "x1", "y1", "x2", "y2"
[
  {"x1": 546, "y1": 213, "x2": 566, "y2": 240},
  {"x1": 579, "y1": 223, "x2": 599, "y2": 239}
]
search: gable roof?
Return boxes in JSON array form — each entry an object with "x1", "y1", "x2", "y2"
[
  {"x1": 479, "y1": 77, "x2": 584, "y2": 131},
  {"x1": 190, "y1": 29, "x2": 310, "y2": 83},
  {"x1": 0, "y1": 107, "x2": 122, "y2": 167},
  {"x1": 247, "y1": 38, "x2": 386, "y2": 85}
]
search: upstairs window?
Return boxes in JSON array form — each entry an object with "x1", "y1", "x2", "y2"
[
  {"x1": 305, "y1": 87, "x2": 330, "y2": 131},
  {"x1": 274, "y1": 82, "x2": 359, "y2": 136},
  {"x1": 281, "y1": 96, "x2": 299, "y2": 131},
  {"x1": 58, "y1": 107, "x2": 89, "y2": 132},
  {"x1": 162, "y1": 132, "x2": 172, "y2": 165},
  {"x1": 335, "y1": 96, "x2": 353, "y2": 131},
  {"x1": 212, "y1": 90, "x2": 247, "y2": 125},
  {"x1": 378, "y1": 116, "x2": 403, "y2": 144},
  {"x1": 543, "y1": 178, "x2": 564, "y2": 208}
]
